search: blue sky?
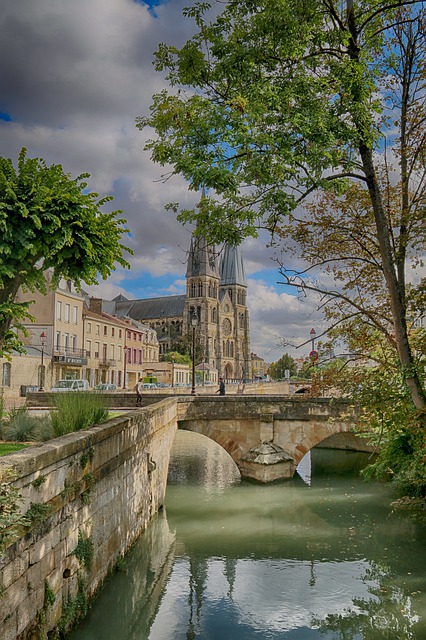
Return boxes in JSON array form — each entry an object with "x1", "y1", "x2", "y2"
[{"x1": 0, "y1": 0, "x2": 320, "y2": 360}]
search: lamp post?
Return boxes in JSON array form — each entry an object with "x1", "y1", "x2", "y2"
[
  {"x1": 39, "y1": 331, "x2": 47, "y2": 391},
  {"x1": 191, "y1": 313, "x2": 198, "y2": 395},
  {"x1": 171, "y1": 353, "x2": 175, "y2": 388},
  {"x1": 310, "y1": 328, "x2": 316, "y2": 351},
  {"x1": 202, "y1": 357, "x2": 205, "y2": 387},
  {"x1": 309, "y1": 328, "x2": 318, "y2": 366},
  {"x1": 123, "y1": 345, "x2": 128, "y2": 389}
]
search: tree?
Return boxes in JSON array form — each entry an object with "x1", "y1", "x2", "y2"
[
  {"x1": 269, "y1": 353, "x2": 297, "y2": 379},
  {"x1": 138, "y1": 0, "x2": 426, "y2": 415},
  {"x1": 0, "y1": 149, "x2": 131, "y2": 356}
]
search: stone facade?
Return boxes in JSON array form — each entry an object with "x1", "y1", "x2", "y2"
[{"x1": 0, "y1": 399, "x2": 177, "y2": 639}]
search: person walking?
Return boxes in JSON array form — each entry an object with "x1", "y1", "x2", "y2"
[
  {"x1": 216, "y1": 377, "x2": 225, "y2": 396},
  {"x1": 135, "y1": 377, "x2": 143, "y2": 406}
]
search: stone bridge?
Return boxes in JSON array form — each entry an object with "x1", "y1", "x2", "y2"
[{"x1": 176, "y1": 395, "x2": 361, "y2": 482}]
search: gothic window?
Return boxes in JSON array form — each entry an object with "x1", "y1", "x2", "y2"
[
  {"x1": 239, "y1": 313, "x2": 245, "y2": 329},
  {"x1": 212, "y1": 307, "x2": 217, "y2": 323},
  {"x1": 213, "y1": 284, "x2": 217, "y2": 298},
  {"x1": 228, "y1": 288, "x2": 233, "y2": 302},
  {"x1": 224, "y1": 303, "x2": 230, "y2": 313},
  {"x1": 191, "y1": 282, "x2": 196, "y2": 297},
  {"x1": 230, "y1": 341, "x2": 234, "y2": 357},
  {"x1": 198, "y1": 282, "x2": 203, "y2": 297},
  {"x1": 222, "y1": 318, "x2": 232, "y2": 335},
  {"x1": 208, "y1": 282, "x2": 212, "y2": 298}
]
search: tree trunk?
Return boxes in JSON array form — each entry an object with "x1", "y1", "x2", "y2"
[{"x1": 359, "y1": 143, "x2": 426, "y2": 410}]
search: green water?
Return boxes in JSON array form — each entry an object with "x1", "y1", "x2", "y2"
[{"x1": 69, "y1": 431, "x2": 426, "y2": 640}]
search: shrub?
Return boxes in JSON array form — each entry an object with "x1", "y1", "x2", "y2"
[
  {"x1": 3, "y1": 406, "x2": 37, "y2": 442},
  {"x1": 50, "y1": 392, "x2": 109, "y2": 437}
]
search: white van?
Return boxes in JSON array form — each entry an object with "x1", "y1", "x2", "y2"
[{"x1": 51, "y1": 379, "x2": 90, "y2": 392}]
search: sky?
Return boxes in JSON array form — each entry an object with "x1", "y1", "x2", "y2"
[{"x1": 0, "y1": 0, "x2": 321, "y2": 362}]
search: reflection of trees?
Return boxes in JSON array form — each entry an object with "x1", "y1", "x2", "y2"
[{"x1": 312, "y1": 562, "x2": 420, "y2": 639}]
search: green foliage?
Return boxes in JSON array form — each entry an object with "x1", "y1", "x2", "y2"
[
  {"x1": 31, "y1": 474, "x2": 46, "y2": 490},
  {"x1": 163, "y1": 350, "x2": 191, "y2": 365},
  {"x1": 0, "y1": 468, "x2": 30, "y2": 548},
  {"x1": 2, "y1": 405, "x2": 52, "y2": 442},
  {"x1": 327, "y1": 362, "x2": 426, "y2": 499},
  {"x1": 269, "y1": 353, "x2": 297, "y2": 380},
  {"x1": 25, "y1": 501, "x2": 52, "y2": 526},
  {"x1": 0, "y1": 148, "x2": 132, "y2": 356},
  {"x1": 54, "y1": 572, "x2": 87, "y2": 638},
  {"x1": 80, "y1": 446, "x2": 95, "y2": 469},
  {"x1": 140, "y1": 0, "x2": 426, "y2": 417},
  {"x1": 50, "y1": 392, "x2": 109, "y2": 437},
  {"x1": 74, "y1": 530, "x2": 94, "y2": 570},
  {"x1": 37, "y1": 580, "x2": 56, "y2": 639}
]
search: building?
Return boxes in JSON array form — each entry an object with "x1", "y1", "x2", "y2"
[
  {"x1": 251, "y1": 353, "x2": 268, "y2": 380},
  {"x1": 0, "y1": 279, "x2": 161, "y2": 398},
  {"x1": 101, "y1": 230, "x2": 252, "y2": 381}
]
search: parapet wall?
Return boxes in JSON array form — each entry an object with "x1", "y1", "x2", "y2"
[{"x1": 0, "y1": 398, "x2": 177, "y2": 640}]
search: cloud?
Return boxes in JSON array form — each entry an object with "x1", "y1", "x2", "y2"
[{"x1": 0, "y1": 0, "x2": 324, "y2": 361}]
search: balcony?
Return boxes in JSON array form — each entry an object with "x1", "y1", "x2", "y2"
[
  {"x1": 99, "y1": 358, "x2": 116, "y2": 367},
  {"x1": 52, "y1": 347, "x2": 88, "y2": 366}
]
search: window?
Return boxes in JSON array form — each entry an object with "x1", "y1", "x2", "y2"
[
  {"x1": 104, "y1": 326, "x2": 108, "y2": 336},
  {"x1": 138, "y1": 334, "x2": 142, "y2": 342},
  {"x1": 73, "y1": 306, "x2": 78, "y2": 324},
  {"x1": 64, "y1": 333, "x2": 69, "y2": 351},
  {"x1": 65, "y1": 304, "x2": 70, "y2": 322},
  {"x1": 103, "y1": 344, "x2": 107, "y2": 360},
  {"x1": 95, "y1": 342, "x2": 100, "y2": 358},
  {"x1": 86, "y1": 340, "x2": 92, "y2": 357},
  {"x1": 56, "y1": 300, "x2": 62, "y2": 320},
  {"x1": 56, "y1": 331, "x2": 61, "y2": 350},
  {"x1": 111, "y1": 344, "x2": 115, "y2": 360},
  {"x1": 127, "y1": 330, "x2": 131, "y2": 340},
  {"x1": 2, "y1": 362, "x2": 11, "y2": 387},
  {"x1": 138, "y1": 350, "x2": 142, "y2": 364},
  {"x1": 72, "y1": 335, "x2": 77, "y2": 351},
  {"x1": 111, "y1": 328, "x2": 115, "y2": 337},
  {"x1": 96, "y1": 324, "x2": 100, "y2": 335},
  {"x1": 87, "y1": 322, "x2": 92, "y2": 334},
  {"x1": 119, "y1": 329, "x2": 122, "y2": 339},
  {"x1": 133, "y1": 348, "x2": 137, "y2": 363},
  {"x1": 118, "y1": 346, "x2": 122, "y2": 361},
  {"x1": 127, "y1": 349, "x2": 131, "y2": 364}
]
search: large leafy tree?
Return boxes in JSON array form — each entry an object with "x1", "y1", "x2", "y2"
[
  {"x1": 269, "y1": 353, "x2": 297, "y2": 379},
  {"x1": 138, "y1": 0, "x2": 426, "y2": 415},
  {"x1": 0, "y1": 149, "x2": 130, "y2": 355}
]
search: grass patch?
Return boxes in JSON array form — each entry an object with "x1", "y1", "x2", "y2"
[{"x1": 0, "y1": 442, "x2": 29, "y2": 456}]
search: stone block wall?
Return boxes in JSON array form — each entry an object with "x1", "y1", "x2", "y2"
[{"x1": 0, "y1": 398, "x2": 177, "y2": 640}]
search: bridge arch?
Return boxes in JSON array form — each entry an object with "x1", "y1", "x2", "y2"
[{"x1": 177, "y1": 396, "x2": 361, "y2": 482}]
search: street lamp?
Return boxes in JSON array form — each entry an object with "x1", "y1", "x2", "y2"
[
  {"x1": 171, "y1": 353, "x2": 175, "y2": 388},
  {"x1": 309, "y1": 328, "x2": 318, "y2": 366},
  {"x1": 191, "y1": 313, "x2": 198, "y2": 395},
  {"x1": 123, "y1": 345, "x2": 128, "y2": 389},
  {"x1": 39, "y1": 331, "x2": 47, "y2": 391}
]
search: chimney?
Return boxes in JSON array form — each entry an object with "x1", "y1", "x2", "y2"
[{"x1": 89, "y1": 297, "x2": 103, "y2": 315}]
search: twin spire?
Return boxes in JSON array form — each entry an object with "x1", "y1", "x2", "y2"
[{"x1": 186, "y1": 189, "x2": 246, "y2": 287}]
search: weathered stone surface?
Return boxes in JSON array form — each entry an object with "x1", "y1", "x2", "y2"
[{"x1": 1, "y1": 398, "x2": 177, "y2": 640}]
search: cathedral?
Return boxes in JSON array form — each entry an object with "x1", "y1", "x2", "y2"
[{"x1": 105, "y1": 231, "x2": 252, "y2": 381}]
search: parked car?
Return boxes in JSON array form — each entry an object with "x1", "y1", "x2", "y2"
[
  {"x1": 142, "y1": 383, "x2": 158, "y2": 389},
  {"x1": 94, "y1": 383, "x2": 117, "y2": 391},
  {"x1": 51, "y1": 379, "x2": 90, "y2": 392}
]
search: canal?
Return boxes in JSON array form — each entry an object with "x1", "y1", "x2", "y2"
[{"x1": 69, "y1": 431, "x2": 426, "y2": 639}]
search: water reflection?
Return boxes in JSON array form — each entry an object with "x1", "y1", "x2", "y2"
[{"x1": 70, "y1": 431, "x2": 426, "y2": 640}]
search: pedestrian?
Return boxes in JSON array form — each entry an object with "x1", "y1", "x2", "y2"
[
  {"x1": 216, "y1": 377, "x2": 225, "y2": 396},
  {"x1": 135, "y1": 377, "x2": 143, "y2": 406}
]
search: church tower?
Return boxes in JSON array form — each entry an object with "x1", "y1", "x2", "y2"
[
  {"x1": 184, "y1": 226, "x2": 220, "y2": 366},
  {"x1": 218, "y1": 243, "x2": 251, "y2": 380}
]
